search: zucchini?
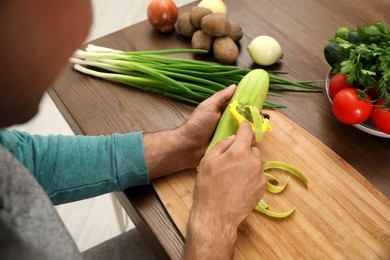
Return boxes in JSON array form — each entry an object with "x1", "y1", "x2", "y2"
[
  {"x1": 205, "y1": 69, "x2": 269, "y2": 154},
  {"x1": 202, "y1": 69, "x2": 309, "y2": 218}
]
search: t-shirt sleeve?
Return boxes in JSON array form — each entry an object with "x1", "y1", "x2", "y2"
[{"x1": 0, "y1": 129, "x2": 150, "y2": 205}]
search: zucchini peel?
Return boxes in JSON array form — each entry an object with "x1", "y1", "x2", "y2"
[
  {"x1": 255, "y1": 199, "x2": 296, "y2": 218},
  {"x1": 263, "y1": 161, "x2": 309, "y2": 185},
  {"x1": 255, "y1": 161, "x2": 308, "y2": 218}
]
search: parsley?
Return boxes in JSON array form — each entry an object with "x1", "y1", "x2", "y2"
[{"x1": 329, "y1": 22, "x2": 390, "y2": 107}]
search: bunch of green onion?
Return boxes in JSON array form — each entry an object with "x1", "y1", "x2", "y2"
[{"x1": 70, "y1": 44, "x2": 322, "y2": 108}]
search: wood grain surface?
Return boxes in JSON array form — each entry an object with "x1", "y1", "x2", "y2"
[
  {"x1": 49, "y1": 0, "x2": 390, "y2": 258},
  {"x1": 153, "y1": 110, "x2": 390, "y2": 259}
]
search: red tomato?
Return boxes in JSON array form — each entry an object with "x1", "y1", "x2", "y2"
[
  {"x1": 329, "y1": 73, "x2": 351, "y2": 99},
  {"x1": 371, "y1": 100, "x2": 390, "y2": 134},
  {"x1": 332, "y1": 88, "x2": 372, "y2": 124},
  {"x1": 366, "y1": 87, "x2": 380, "y2": 100}
]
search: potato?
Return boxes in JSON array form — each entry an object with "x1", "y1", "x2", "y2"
[
  {"x1": 213, "y1": 36, "x2": 239, "y2": 64},
  {"x1": 190, "y1": 7, "x2": 212, "y2": 28},
  {"x1": 191, "y1": 30, "x2": 214, "y2": 52},
  {"x1": 200, "y1": 13, "x2": 230, "y2": 37},
  {"x1": 228, "y1": 20, "x2": 243, "y2": 42},
  {"x1": 177, "y1": 12, "x2": 196, "y2": 38}
]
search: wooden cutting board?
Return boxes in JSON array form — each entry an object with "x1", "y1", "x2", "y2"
[{"x1": 153, "y1": 109, "x2": 390, "y2": 259}]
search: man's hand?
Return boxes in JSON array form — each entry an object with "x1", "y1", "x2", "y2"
[
  {"x1": 142, "y1": 84, "x2": 265, "y2": 258},
  {"x1": 144, "y1": 85, "x2": 236, "y2": 180},
  {"x1": 183, "y1": 121, "x2": 266, "y2": 260},
  {"x1": 177, "y1": 84, "x2": 237, "y2": 168}
]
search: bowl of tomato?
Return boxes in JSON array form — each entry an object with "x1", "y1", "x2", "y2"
[{"x1": 325, "y1": 73, "x2": 390, "y2": 138}]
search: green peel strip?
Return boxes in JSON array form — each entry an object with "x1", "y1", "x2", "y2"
[
  {"x1": 246, "y1": 105, "x2": 263, "y2": 142},
  {"x1": 255, "y1": 200, "x2": 295, "y2": 218},
  {"x1": 265, "y1": 175, "x2": 291, "y2": 194},
  {"x1": 263, "y1": 172, "x2": 279, "y2": 183},
  {"x1": 258, "y1": 199, "x2": 269, "y2": 209},
  {"x1": 255, "y1": 162, "x2": 308, "y2": 218},
  {"x1": 263, "y1": 161, "x2": 308, "y2": 185}
]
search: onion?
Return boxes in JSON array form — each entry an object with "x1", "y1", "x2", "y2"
[
  {"x1": 247, "y1": 35, "x2": 283, "y2": 66},
  {"x1": 147, "y1": 0, "x2": 178, "y2": 33},
  {"x1": 198, "y1": 0, "x2": 227, "y2": 14}
]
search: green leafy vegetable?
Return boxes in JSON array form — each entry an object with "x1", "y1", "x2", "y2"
[{"x1": 326, "y1": 21, "x2": 390, "y2": 107}]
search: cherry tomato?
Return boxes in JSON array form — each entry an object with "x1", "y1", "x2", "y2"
[
  {"x1": 332, "y1": 88, "x2": 372, "y2": 125},
  {"x1": 329, "y1": 73, "x2": 351, "y2": 99},
  {"x1": 371, "y1": 100, "x2": 390, "y2": 134}
]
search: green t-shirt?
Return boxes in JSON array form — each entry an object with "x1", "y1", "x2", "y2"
[{"x1": 0, "y1": 130, "x2": 150, "y2": 205}]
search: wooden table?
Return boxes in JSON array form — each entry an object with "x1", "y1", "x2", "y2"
[{"x1": 50, "y1": 0, "x2": 390, "y2": 259}]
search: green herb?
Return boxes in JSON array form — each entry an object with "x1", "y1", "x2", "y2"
[
  {"x1": 327, "y1": 22, "x2": 390, "y2": 107},
  {"x1": 71, "y1": 45, "x2": 322, "y2": 108}
]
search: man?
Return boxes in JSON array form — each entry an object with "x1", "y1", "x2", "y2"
[{"x1": 0, "y1": 0, "x2": 265, "y2": 259}]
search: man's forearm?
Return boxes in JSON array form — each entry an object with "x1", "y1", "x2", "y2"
[
  {"x1": 0, "y1": 130, "x2": 150, "y2": 204},
  {"x1": 143, "y1": 128, "x2": 201, "y2": 180},
  {"x1": 183, "y1": 208, "x2": 237, "y2": 259}
]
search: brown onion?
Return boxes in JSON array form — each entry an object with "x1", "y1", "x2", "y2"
[{"x1": 147, "y1": 0, "x2": 178, "y2": 33}]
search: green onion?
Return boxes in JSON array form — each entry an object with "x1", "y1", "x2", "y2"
[{"x1": 70, "y1": 44, "x2": 323, "y2": 108}]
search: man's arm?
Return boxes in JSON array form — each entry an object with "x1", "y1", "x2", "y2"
[
  {"x1": 0, "y1": 84, "x2": 237, "y2": 204},
  {"x1": 0, "y1": 130, "x2": 149, "y2": 204},
  {"x1": 144, "y1": 84, "x2": 237, "y2": 180},
  {"x1": 183, "y1": 121, "x2": 266, "y2": 259}
]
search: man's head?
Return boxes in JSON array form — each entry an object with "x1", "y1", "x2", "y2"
[{"x1": 0, "y1": 0, "x2": 93, "y2": 127}]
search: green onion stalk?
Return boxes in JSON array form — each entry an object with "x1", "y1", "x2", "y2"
[{"x1": 70, "y1": 44, "x2": 323, "y2": 108}]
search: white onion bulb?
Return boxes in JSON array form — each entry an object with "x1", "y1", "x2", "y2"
[
  {"x1": 198, "y1": 0, "x2": 227, "y2": 14},
  {"x1": 247, "y1": 35, "x2": 283, "y2": 66}
]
